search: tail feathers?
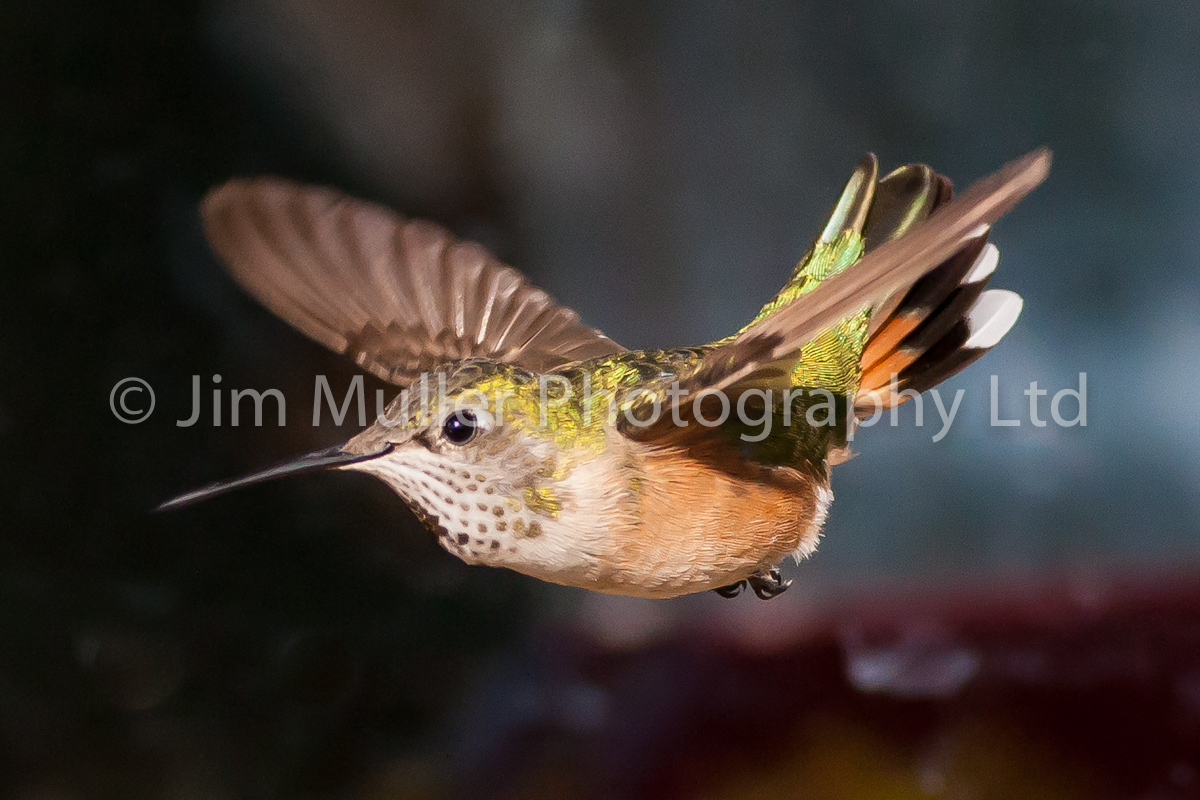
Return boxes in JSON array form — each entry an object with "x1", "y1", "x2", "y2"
[
  {"x1": 737, "y1": 156, "x2": 1025, "y2": 413},
  {"x1": 862, "y1": 164, "x2": 943, "y2": 251},
  {"x1": 853, "y1": 163, "x2": 1024, "y2": 418},
  {"x1": 859, "y1": 166, "x2": 948, "y2": 333},
  {"x1": 856, "y1": 276, "x2": 1023, "y2": 414},
  {"x1": 620, "y1": 149, "x2": 1048, "y2": 446},
  {"x1": 859, "y1": 236, "x2": 991, "y2": 377}
]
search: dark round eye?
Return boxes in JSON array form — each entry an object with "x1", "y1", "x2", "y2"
[{"x1": 441, "y1": 410, "x2": 478, "y2": 445}]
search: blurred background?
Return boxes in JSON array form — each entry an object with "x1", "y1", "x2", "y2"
[{"x1": 4, "y1": 0, "x2": 1200, "y2": 797}]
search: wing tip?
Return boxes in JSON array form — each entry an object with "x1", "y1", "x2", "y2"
[{"x1": 1010, "y1": 147, "x2": 1054, "y2": 194}]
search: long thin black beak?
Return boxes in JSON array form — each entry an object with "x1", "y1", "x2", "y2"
[{"x1": 155, "y1": 444, "x2": 394, "y2": 512}]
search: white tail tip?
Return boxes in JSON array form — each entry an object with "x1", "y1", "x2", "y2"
[
  {"x1": 964, "y1": 242, "x2": 1000, "y2": 284},
  {"x1": 964, "y1": 289, "x2": 1023, "y2": 349}
]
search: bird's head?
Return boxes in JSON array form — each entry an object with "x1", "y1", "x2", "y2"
[{"x1": 160, "y1": 359, "x2": 613, "y2": 569}]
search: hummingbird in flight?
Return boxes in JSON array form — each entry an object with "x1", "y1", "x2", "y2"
[{"x1": 161, "y1": 149, "x2": 1050, "y2": 599}]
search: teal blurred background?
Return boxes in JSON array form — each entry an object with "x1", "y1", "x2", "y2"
[{"x1": 3, "y1": 1, "x2": 1200, "y2": 797}]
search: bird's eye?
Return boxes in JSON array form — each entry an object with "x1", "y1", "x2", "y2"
[{"x1": 441, "y1": 410, "x2": 479, "y2": 445}]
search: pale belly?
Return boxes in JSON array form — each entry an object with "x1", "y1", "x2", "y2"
[
  {"x1": 499, "y1": 446, "x2": 833, "y2": 599},
  {"x1": 352, "y1": 436, "x2": 832, "y2": 599}
]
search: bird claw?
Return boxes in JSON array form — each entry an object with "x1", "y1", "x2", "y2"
[
  {"x1": 712, "y1": 568, "x2": 791, "y2": 600},
  {"x1": 748, "y1": 568, "x2": 792, "y2": 600},
  {"x1": 713, "y1": 580, "x2": 747, "y2": 598}
]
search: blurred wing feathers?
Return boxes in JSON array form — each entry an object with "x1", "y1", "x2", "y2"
[{"x1": 201, "y1": 178, "x2": 625, "y2": 384}]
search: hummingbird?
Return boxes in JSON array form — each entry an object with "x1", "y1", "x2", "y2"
[{"x1": 161, "y1": 149, "x2": 1051, "y2": 599}]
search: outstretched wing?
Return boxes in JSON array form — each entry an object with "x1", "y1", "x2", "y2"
[
  {"x1": 201, "y1": 178, "x2": 626, "y2": 384},
  {"x1": 621, "y1": 147, "x2": 1051, "y2": 441}
]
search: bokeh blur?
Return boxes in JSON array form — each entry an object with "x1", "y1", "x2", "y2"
[{"x1": 4, "y1": 0, "x2": 1200, "y2": 797}]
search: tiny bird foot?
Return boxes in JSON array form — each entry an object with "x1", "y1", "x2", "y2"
[
  {"x1": 713, "y1": 580, "x2": 747, "y2": 598},
  {"x1": 747, "y1": 568, "x2": 792, "y2": 600}
]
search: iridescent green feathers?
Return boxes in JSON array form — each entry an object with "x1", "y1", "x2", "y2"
[
  {"x1": 714, "y1": 152, "x2": 1037, "y2": 417},
  {"x1": 725, "y1": 154, "x2": 947, "y2": 399}
]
